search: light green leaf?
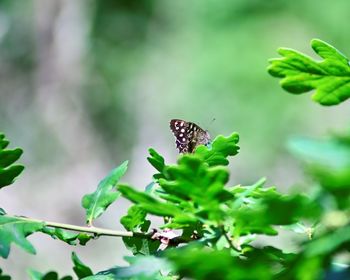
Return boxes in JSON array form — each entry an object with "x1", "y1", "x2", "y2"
[
  {"x1": 120, "y1": 205, "x2": 150, "y2": 232},
  {"x1": 117, "y1": 185, "x2": 182, "y2": 217},
  {"x1": 195, "y1": 133, "x2": 240, "y2": 166},
  {"x1": 147, "y1": 148, "x2": 165, "y2": 176},
  {"x1": 268, "y1": 39, "x2": 350, "y2": 105},
  {"x1": 305, "y1": 225, "x2": 350, "y2": 257},
  {"x1": 82, "y1": 161, "x2": 128, "y2": 225},
  {"x1": 0, "y1": 215, "x2": 43, "y2": 258}
]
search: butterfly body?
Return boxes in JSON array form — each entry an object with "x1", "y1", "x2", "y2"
[{"x1": 170, "y1": 119, "x2": 211, "y2": 153}]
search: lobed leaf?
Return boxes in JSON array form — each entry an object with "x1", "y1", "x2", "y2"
[
  {"x1": 268, "y1": 39, "x2": 350, "y2": 105},
  {"x1": 0, "y1": 215, "x2": 44, "y2": 258},
  {"x1": 120, "y1": 205, "x2": 150, "y2": 232},
  {"x1": 82, "y1": 161, "x2": 128, "y2": 225},
  {"x1": 229, "y1": 180, "x2": 320, "y2": 236},
  {"x1": 0, "y1": 133, "x2": 24, "y2": 189},
  {"x1": 122, "y1": 237, "x2": 160, "y2": 256},
  {"x1": 195, "y1": 133, "x2": 240, "y2": 166},
  {"x1": 147, "y1": 148, "x2": 166, "y2": 179}
]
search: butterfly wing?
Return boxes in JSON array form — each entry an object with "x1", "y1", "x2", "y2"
[
  {"x1": 170, "y1": 119, "x2": 191, "y2": 153},
  {"x1": 170, "y1": 119, "x2": 210, "y2": 153}
]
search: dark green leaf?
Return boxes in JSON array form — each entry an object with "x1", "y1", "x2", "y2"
[
  {"x1": 268, "y1": 39, "x2": 350, "y2": 105},
  {"x1": 0, "y1": 166, "x2": 25, "y2": 188},
  {"x1": 0, "y1": 215, "x2": 44, "y2": 258},
  {"x1": 28, "y1": 270, "x2": 73, "y2": 280},
  {"x1": 0, "y1": 149, "x2": 22, "y2": 168},
  {"x1": 0, "y1": 268, "x2": 11, "y2": 280},
  {"x1": 0, "y1": 133, "x2": 24, "y2": 189},
  {"x1": 72, "y1": 252, "x2": 93, "y2": 279},
  {"x1": 82, "y1": 161, "x2": 128, "y2": 225},
  {"x1": 0, "y1": 134, "x2": 9, "y2": 150},
  {"x1": 166, "y1": 245, "x2": 280, "y2": 280}
]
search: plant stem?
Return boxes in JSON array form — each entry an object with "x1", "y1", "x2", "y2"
[
  {"x1": 17, "y1": 216, "x2": 142, "y2": 238},
  {"x1": 221, "y1": 225, "x2": 236, "y2": 251}
]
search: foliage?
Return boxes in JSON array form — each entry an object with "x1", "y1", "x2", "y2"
[
  {"x1": 42, "y1": 227, "x2": 94, "y2": 246},
  {"x1": 72, "y1": 252, "x2": 94, "y2": 279},
  {"x1": 268, "y1": 39, "x2": 350, "y2": 106},
  {"x1": 0, "y1": 269, "x2": 11, "y2": 280},
  {"x1": 1, "y1": 39, "x2": 350, "y2": 279},
  {"x1": 28, "y1": 270, "x2": 73, "y2": 280},
  {"x1": 82, "y1": 161, "x2": 128, "y2": 225},
  {"x1": 0, "y1": 214, "x2": 43, "y2": 259},
  {"x1": 0, "y1": 133, "x2": 24, "y2": 189}
]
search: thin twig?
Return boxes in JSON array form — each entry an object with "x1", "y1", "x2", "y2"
[
  {"x1": 220, "y1": 225, "x2": 236, "y2": 251},
  {"x1": 15, "y1": 216, "x2": 143, "y2": 238}
]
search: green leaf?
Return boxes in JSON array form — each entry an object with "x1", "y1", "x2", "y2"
[
  {"x1": 288, "y1": 135, "x2": 350, "y2": 208},
  {"x1": 229, "y1": 180, "x2": 320, "y2": 236},
  {"x1": 0, "y1": 268, "x2": 11, "y2": 280},
  {"x1": 122, "y1": 237, "x2": 160, "y2": 256},
  {"x1": 120, "y1": 205, "x2": 150, "y2": 232},
  {"x1": 0, "y1": 215, "x2": 44, "y2": 258},
  {"x1": 0, "y1": 133, "x2": 24, "y2": 189},
  {"x1": 72, "y1": 252, "x2": 93, "y2": 279},
  {"x1": 160, "y1": 156, "x2": 230, "y2": 202},
  {"x1": 82, "y1": 161, "x2": 128, "y2": 225},
  {"x1": 93, "y1": 255, "x2": 173, "y2": 280},
  {"x1": 41, "y1": 227, "x2": 94, "y2": 246},
  {"x1": 80, "y1": 275, "x2": 115, "y2": 280},
  {"x1": 147, "y1": 149, "x2": 166, "y2": 179},
  {"x1": 195, "y1": 133, "x2": 240, "y2": 166},
  {"x1": 304, "y1": 225, "x2": 350, "y2": 257},
  {"x1": 28, "y1": 270, "x2": 73, "y2": 280},
  {"x1": 288, "y1": 136, "x2": 350, "y2": 169},
  {"x1": 166, "y1": 245, "x2": 282, "y2": 280},
  {"x1": 268, "y1": 39, "x2": 350, "y2": 105},
  {"x1": 117, "y1": 185, "x2": 183, "y2": 217}
]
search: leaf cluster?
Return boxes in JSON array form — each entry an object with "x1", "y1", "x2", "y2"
[{"x1": 2, "y1": 39, "x2": 350, "y2": 279}]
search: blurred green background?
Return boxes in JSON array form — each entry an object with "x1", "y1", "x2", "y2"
[{"x1": 1, "y1": 0, "x2": 350, "y2": 278}]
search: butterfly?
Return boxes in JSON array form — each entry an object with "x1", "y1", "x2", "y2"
[{"x1": 170, "y1": 119, "x2": 211, "y2": 153}]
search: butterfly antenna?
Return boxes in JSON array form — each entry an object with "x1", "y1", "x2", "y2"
[{"x1": 207, "y1": 117, "x2": 216, "y2": 130}]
